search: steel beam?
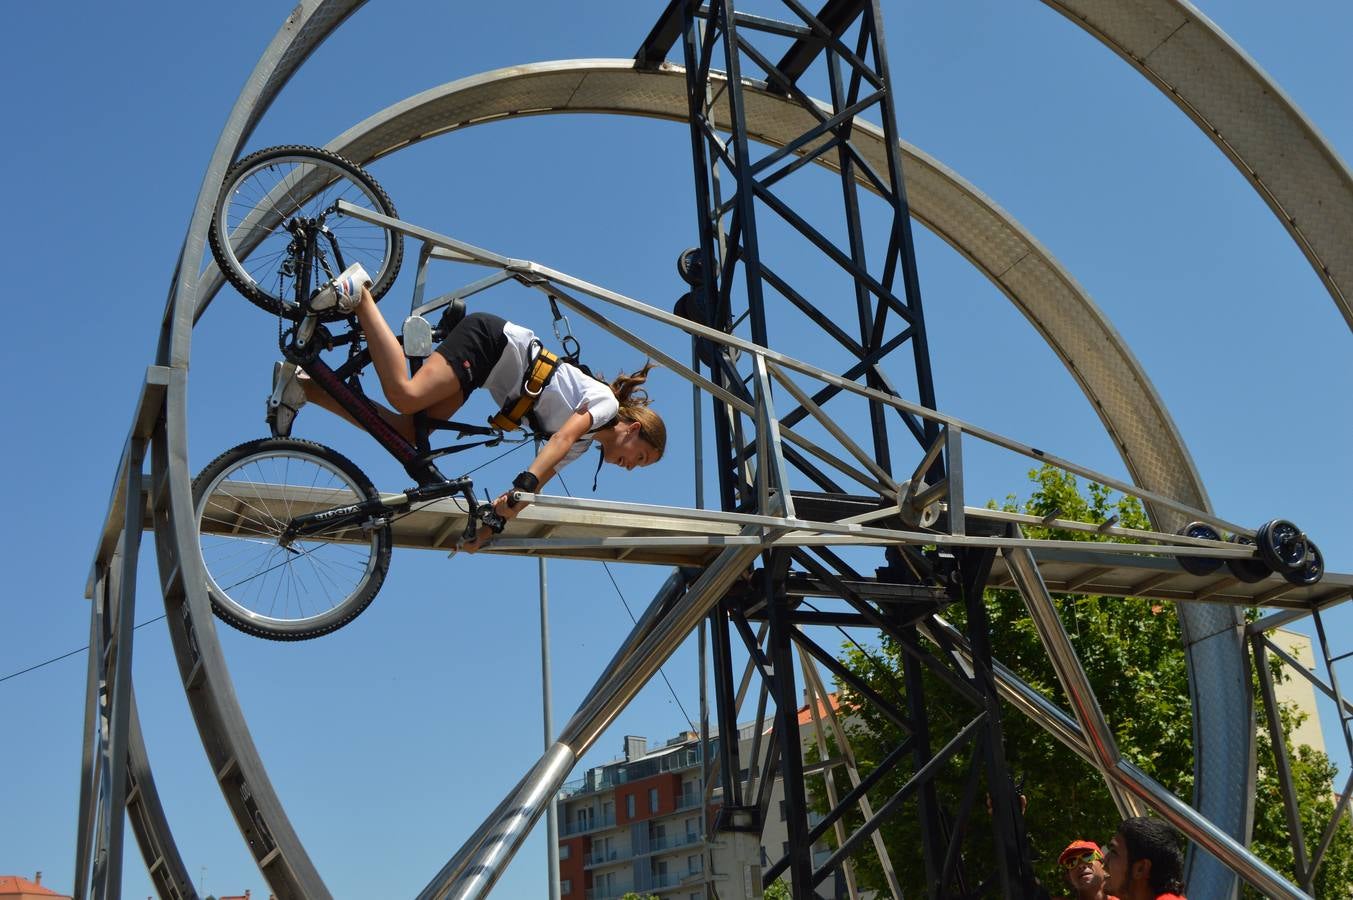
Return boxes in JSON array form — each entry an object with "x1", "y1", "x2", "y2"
[{"x1": 422, "y1": 536, "x2": 764, "y2": 898}]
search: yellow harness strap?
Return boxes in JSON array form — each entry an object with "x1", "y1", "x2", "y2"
[{"x1": 489, "y1": 346, "x2": 562, "y2": 432}]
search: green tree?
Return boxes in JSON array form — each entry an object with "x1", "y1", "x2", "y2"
[{"x1": 812, "y1": 465, "x2": 1352, "y2": 897}]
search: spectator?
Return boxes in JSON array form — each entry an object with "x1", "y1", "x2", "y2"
[
  {"x1": 1051, "y1": 840, "x2": 1117, "y2": 900},
  {"x1": 1102, "y1": 817, "x2": 1187, "y2": 900}
]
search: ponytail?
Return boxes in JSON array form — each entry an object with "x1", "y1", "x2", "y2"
[{"x1": 600, "y1": 361, "x2": 666, "y2": 458}]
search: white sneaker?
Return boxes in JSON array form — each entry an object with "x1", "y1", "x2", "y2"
[
  {"x1": 267, "y1": 361, "x2": 307, "y2": 437},
  {"x1": 309, "y1": 262, "x2": 372, "y2": 313}
]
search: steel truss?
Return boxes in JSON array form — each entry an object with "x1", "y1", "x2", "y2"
[
  {"x1": 651, "y1": 3, "x2": 1081, "y2": 897},
  {"x1": 655, "y1": 8, "x2": 1017, "y2": 887}
]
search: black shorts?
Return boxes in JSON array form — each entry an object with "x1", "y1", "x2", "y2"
[{"x1": 434, "y1": 311, "x2": 508, "y2": 395}]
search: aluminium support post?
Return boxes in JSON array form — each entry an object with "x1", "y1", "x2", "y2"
[{"x1": 539, "y1": 555, "x2": 560, "y2": 900}]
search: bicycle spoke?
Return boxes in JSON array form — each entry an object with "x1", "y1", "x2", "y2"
[{"x1": 195, "y1": 441, "x2": 387, "y2": 637}]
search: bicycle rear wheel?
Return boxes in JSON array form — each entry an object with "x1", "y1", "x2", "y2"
[
  {"x1": 209, "y1": 145, "x2": 404, "y2": 321},
  {"x1": 192, "y1": 437, "x2": 393, "y2": 640}
]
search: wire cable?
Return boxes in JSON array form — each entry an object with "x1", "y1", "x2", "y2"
[
  {"x1": 0, "y1": 614, "x2": 168, "y2": 685},
  {"x1": 557, "y1": 471, "x2": 696, "y2": 732}
]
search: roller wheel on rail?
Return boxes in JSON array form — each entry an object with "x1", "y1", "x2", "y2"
[
  {"x1": 1176, "y1": 521, "x2": 1224, "y2": 577},
  {"x1": 208, "y1": 145, "x2": 404, "y2": 322},
  {"x1": 1225, "y1": 533, "x2": 1272, "y2": 584},
  {"x1": 192, "y1": 437, "x2": 392, "y2": 640},
  {"x1": 1255, "y1": 518, "x2": 1308, "y2": 575},
  {"x1": 1283, "y1": 541, "x2": 1324, "y2": 587}
]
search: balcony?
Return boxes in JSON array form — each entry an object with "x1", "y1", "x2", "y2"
[
  {"x1": 560, "y1": 812, "x2": 617, "y2": 837},
  {"x1": 673, "y1": 790, "x2": 703, "y2": 812},
  {"x1": 560, "y1": 745, "x2": 707, "y2": 800},
  {"x1": 586, "y1": 846, "x2": 627, "y2": 868},
  {"x1": 648, "y1": 831, "x2": 702, "y2": 853}
]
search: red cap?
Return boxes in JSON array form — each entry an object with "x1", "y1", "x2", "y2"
[{"x1": 1058, "y1": 840, "x2": 1102, "y2": 866}]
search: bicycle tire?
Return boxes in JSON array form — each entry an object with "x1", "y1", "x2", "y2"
[
  {"x1": 192, "y1": 437, "x2": 393, "y2": 640},
  {"x1": 208, "y1": 145, "x2": 404, "y2": 321}
]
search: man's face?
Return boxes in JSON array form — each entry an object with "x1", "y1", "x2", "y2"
[
  {"x1": 1063, "y1": 850, "x2": 1107, "y2": 895},
  {"x1": 1102, "y1": 833, "x2": 1129, "y2": 894}
]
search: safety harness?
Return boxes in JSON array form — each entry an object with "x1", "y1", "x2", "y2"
[
  {"x1": 488, "y1": 339, "x2": 562, "y2": 433},
  {"x1": 486, "y1": 299, "x2": 616, "y2": 490}
]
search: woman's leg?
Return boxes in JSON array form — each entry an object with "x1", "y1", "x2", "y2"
[{"x1": 349, "y1": 287, "x2": 466, "y2": 416}]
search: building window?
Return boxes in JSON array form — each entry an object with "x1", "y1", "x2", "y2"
[
  {"x1": 688, "y1": 854, "x2": 703, "y2": 874},
  {"x1": 560, "y1": 879, "x2": 571, "y2": 895},
  {"x1": 649, "y1": 787, "x2": 660, "y2": 813},
  {"x1": 626, "y1": 794, "x2": 636, "y2": 818},
  {"x1": 559, "y1": 844, "x2": 569, "y2": 860}
]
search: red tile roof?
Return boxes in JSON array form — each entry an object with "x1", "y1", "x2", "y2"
[
  {"x1": 0, "y1": 875, "x2": 70, "y2": 898},
  {"x1": 796, "y1": 691, "x2": 843, "y2": 726}
]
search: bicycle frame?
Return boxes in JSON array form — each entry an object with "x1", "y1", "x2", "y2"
[{"x1": 273, "y1": 216, "x2": 510, "y2": 541}]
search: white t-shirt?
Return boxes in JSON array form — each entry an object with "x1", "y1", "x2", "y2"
[{"x1": 482, "y1": 322, "x2": 620, "y2": 470}]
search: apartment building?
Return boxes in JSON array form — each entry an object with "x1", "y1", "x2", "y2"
[{"x1": 556, "y1": 695, "x2": 844, "y2": 900}]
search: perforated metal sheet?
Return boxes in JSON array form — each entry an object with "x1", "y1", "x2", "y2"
[{"x1": 1046, "y1": 0, "x2": 1353, "y2": 329}]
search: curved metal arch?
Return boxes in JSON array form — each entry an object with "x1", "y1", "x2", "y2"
[
  {"x1": 144, "y1": 2, "x2": 368, "y2": 898},
  {"x1": 1044, "y1": 0, "x2": 1353, "y2": 330}
]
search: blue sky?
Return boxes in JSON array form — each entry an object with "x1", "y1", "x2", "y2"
[{"x1": 2, "y1": 1, "x2": 1350, "y2": 897}]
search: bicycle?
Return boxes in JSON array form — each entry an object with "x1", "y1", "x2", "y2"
[{"x1": 198, "y1": 145, "x2": 526, "y2": 641}]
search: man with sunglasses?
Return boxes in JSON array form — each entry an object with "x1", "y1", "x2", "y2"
[{"x1": 1052, "y1": 840, "x2": 1118, "y2": 900}]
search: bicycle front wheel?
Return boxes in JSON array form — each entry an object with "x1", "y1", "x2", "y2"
[
  {"x1": 192, "y1": 438, "x2": 393, "y2": 640},
  {"x1": 209, "y1": 145, "x2": 404, "y2": 321}
]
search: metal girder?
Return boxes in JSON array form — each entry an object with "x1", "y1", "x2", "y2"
[
  {"x1": 422, "y1": 535, "x2": 766, "y2": 898},
  {"x1": 76, "y1": 452, "x2": 143, "y2": 900}
]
